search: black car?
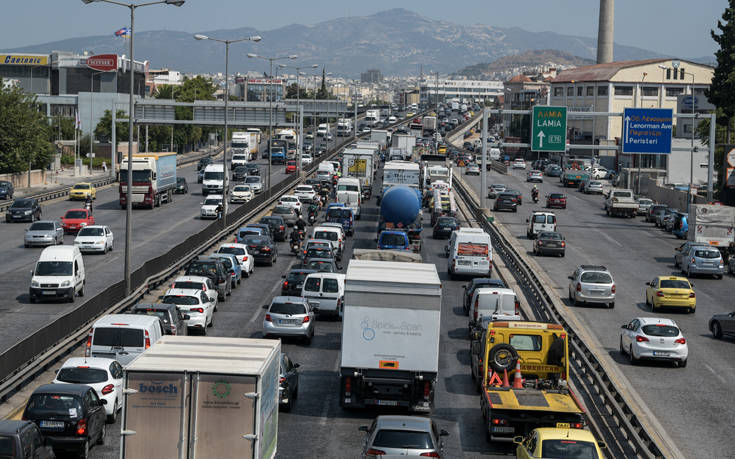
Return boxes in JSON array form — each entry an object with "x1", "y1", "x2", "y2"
[
  {"x1": 281, "y1": 268, "x2": 317, "y2": 296},
  {"x1": 197, "y1": 157, "x2": 212, "y2": 171},
  {"x1": 260, "y1": 216, "x2": 287, "y2": 242},
  {"x1": 244, "y1": 163, "x2": 260, "y2": 176},
  {"x1": 279, "y1": 352, "x2": 300, "y2": 411},
  {"x1": 129, "y1": 303, "x2": 189, "y2": 335},
  {"x1": 6, "y1": 198, "x2": 41, "y2": 223},
  {"x1": 493, "y1": 192, "x2": 518, "y2": 212},
  {"x1": 185, "y1": 257, "x2": 231, "y2": 300},
  {"x1": 243, "y1": 235, "x2": 278, "y2": 266},
  {"x1": 505, "y1": 189, "x2": 523, "y2": 205},
  {"x1": 533, "y1": 231, "x2": 566, "y2": 257},
  {"x1": 462, "y1": 278, "x2": 507, "y2": 314},
  {"x1": 23, "y1": 384, "x2": 107, "y2": 458},
  {"x1": 0, "y1": 180, "x2": 14, "y2": 200},
  {"x1": 305, "y1": 178, "x2": 322, "y2": 192},
  {"x1": 175, "y1": 177, "x2": 188, "y2": 194},
  {"x1": 0, "y1": 420, "x2": 55, "y2": 459},
  {"x1": 432, "y1": 216, "x2": 459, "y2": 239},
  {"x1": 301, "y1": 258, "x2": 338, "y2": 273},
  {"x1": 232, "y1": 166, "x2": 248, "y2": 182}
]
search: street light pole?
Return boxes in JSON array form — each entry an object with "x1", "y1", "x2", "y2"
[
  {"x1": 279, "y1": 64, "x2": 317, "y2": 174},
  {"x1": 194, "y1": 34, "x2": 261, "y2": 227},
  {"x1": 82, "y1": 0, "x2": 186, "y2": 296}
]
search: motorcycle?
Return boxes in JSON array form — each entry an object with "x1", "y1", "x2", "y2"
[
  {"x1": 290, "y1": 240, "x2": 301, "y2": 256},
  {"x1": 532, "y1": 192, "x2": 539, "y2": 204},
  {"x1": 308, "y1": 212, "x2": 317, "y2": 225}
]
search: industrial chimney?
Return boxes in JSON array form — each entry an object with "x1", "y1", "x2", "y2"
[{"x1": 596, "y1": 0, "x2": 614, "y2": 64}]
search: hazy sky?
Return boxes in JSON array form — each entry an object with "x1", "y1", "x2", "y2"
[{"x1": 1, "y1": 0, "x2": 727, "y2": 58}]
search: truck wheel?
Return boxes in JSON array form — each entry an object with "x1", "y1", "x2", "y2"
[{"x1": 487, "y1": 343, "x2": 519, "y2": 373}]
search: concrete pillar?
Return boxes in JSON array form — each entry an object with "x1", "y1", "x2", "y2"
[{"x1": 596, "y1": 0, "x2": 614, "y2": 64}]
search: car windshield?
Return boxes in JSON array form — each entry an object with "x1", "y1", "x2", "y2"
[
  {"x1": 246, "y1": 177, "x2": 260, "y2": 184},
  {"x1": 244, "y1": 236, "x2": 269, "y2": 245},
  {"x1": 25, "y1": 394, "x2": 83, "y2": 418},
  {"x1": 64, "y1": 210, "x2": 87, "y2": 219},
  {"x1": 270, "y1": 302, "x2": 306, "y2": 315},
  {"x1": 372, "y1": 430, "x2": 433, "y2": 449},
  {"x1": 35, "y1": 261, "x2": 72, "y2": 276},
  {"x1": 78, "y1": 227, "x2": 104, "y2": 237},
  {"x1": 437, "y1": 217, "x2": 456, "y2": 227},
  {"x1": 580, "y1": 272, "x2": 612, "y2": 284},
  {"x1": 177, "y1": 178, "x2": 186, "y2": 184},
  {"x1": 287, "y1": 271, "x2": 312, "y2": 283},
  {"x1": 660, "y1": 279, "x2": 691, "y2": 289},
  {"x1": 162, "y1": 295, "x2": 199, "y2": 306},
  {"x1": 380, "y1": 233, "x2": 407, "y2": 246},
  {"x1": 204, "y1": 198, "x2": 221, "y2": 206},
  {"x1": 274, "y1": 206, "x2": 293, "y2": 214},
  {"x1": 73, "y1": 184, "x2": 90, "y2": 190},
  {"x1": 539, "y1": 232, "x2": 562, "y2": 240},
  {"x1": 233, "y1": 186, "x2": 251, "y2": 192},
  {"x1": 214, "y1": 257, "x2": 233, "y2": 269},
  {"x1": 642, "y1": 325, "x2": 680, "y2": 337},
  {"x1": 11, "y1": 199, "x2": 33, "y2": 208},
  {"x1": 29, "y1": 222, "x2": 54, "y2": 231},
  {"x1": 92, "y1": 328, "x2": 143, "y2": 347},
  {"x1": 186, "y1": 262, "x2": 218, "y2": 278},
  {"x1": 541, "y1": 439, "x2": 598, "y2": 459},
  {"x1": 219, "y1": 247, "x2": 245, "y2": 256},
  {"x1": 56, "y1": 367, "x2": 108, "y2": 384},
  {"x1": 305, "y1": 261, "x2": 335, "y2": 272},
  {"x1": 694, "y1": 249, "x2": 720, "y2": 259},
  {"x1": 315, "y1": 231, "x2": 337, "y2": 241},
  {"x1": 204, "y1": 171, "x2": 224, "y2": 181},
  {"x1": 296, "y1": 187, "x2": 313, "y2": 193},
  {"x1": 337, "y1": 184, "x2": 359, "y2": 192},
  {"x1": 327, "y1": 208, "x2": 352, "y2": 219},
  {"x1": 134, "y1": 308, "x2": 170, "y2": 322},
  {"x1": 549, "y1": 193, "x2": 565, "y2": 199},
  {"x1": 306, "y1": 249, "x2": 332, "y2": 259}
]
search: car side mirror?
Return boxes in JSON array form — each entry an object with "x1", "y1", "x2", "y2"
[
  {"x1": 567, "y1": 275, "x2": 573, "y2": 280},
  {"x1": 262, "y1": 305, "x2": 269, "y2": 310},
  {"x1": 621, "y1": 324, "x2": 628, "y2": 329},
  {"x1": 100, "y1": 399, "x2": 108, "y2": 405},
  {"x1": 512, "y1": 436, "x2": 524, "y2": 445},
  {"x1": 293, "y1": 363, "x2": 300, "y2": 368},
  {"x1": 525, "y1": 219, "x2": 529, "y2": 223},
  {"x1": 358, "y1": 426, "x2": 369, "y2": 432},
  {"x1": 440, "y1": 429, "x2": 449, "y2": 437},
  {"x1": 645, "y1": 282, "x2": 650, "y2": 286},
  {"x1": 598, "y1": 441, "x2": 607, "y2": 449},
  {"x1": 183, "y1": 314, "x2": 191, "y2": 320}
]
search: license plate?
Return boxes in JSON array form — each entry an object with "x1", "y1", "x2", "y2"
[
  {"x1": 556, "y1": 422, "x2": 570, "y2": 428},
  {"x1": 458, "y1": 260, "x2": 471, "y2": 265},
  {"x1": 491, "y1": 426, "x2": 515, "y2": 433},
  {"x1": 653, "y1": 351, "x2": 670, "y2": 356},
  {"x1": 42, "y1": 290, "x2": 56, "y2": 295},
  {"x1": 40, "y1": 421, "x2": 64, "y2": 429},
  {"x1": 377, "y1": 400, "x2": 398, "y2": 406},
  {"x1": 278, "y1": 319, "x2": 296, "y2": 325}
]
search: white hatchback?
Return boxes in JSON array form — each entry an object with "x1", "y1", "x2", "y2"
[
  {"x1": 512, "y1": 159, "x2": 527, "y2": 169},
  {"x1": 200, "y1": 195, "x2": 223, "y2": 219},
  {"x1": 53, "y1": 357, "x2": 123, "y2": 423},
  {"x1": 278, "y1": 195, "x2": 302, "y2": 213},
  {"x1": 294, "y1": 185, "x2": 317, "y2": 203},
  {"x1": 74, "y1": 225, "x2": 113, "y2": 253},
  {"x1": 217, "y1": 243, "x2": 255, "y2": 277},
  {"x1": 301, "y1": 154, "x2": 313, "y2": 166},
  {"x1": 162, "y1": 288, "x2": 215, "y2": 334},
  {"x1": 620, "y1": 317, "x2": 688, "y2": 367}
]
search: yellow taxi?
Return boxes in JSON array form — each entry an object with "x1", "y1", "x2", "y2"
[
  {"x1": 515, "y1": 427, "x2": 606, "y2": 459},
  {"x1": 645, "y1": 275, "x2": 696, "y2": 313},
  {"x1": 69, "y1": 182, "x2": 96, "y2": 200},
  {"x1": 406, "y1": 112, "x2": 416, "y2": 118}
]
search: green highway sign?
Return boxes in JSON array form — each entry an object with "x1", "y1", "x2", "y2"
[{"x1": 531, "y1": 105, "x2": 567, "y2": 152}]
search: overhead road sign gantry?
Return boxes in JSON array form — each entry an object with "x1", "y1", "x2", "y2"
[
  {"x1": 622, "y1": 108, "x2": 673, "y2": 154},
  {"x1": 531, "y1": 105, "x2": 567, "y2": 152}
]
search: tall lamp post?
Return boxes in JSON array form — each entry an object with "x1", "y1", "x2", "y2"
[
  {"x1": 82, "y1": 0, "x2": 186, "y2": 296},
  {"x1": 247, "y1": 53, "x2": 298, "y2": 196},
  {"x1": 279, "y1": 63, "x2": 318, "y2": 173},
  {"x1": 194, "y1": 33, "x2": 261, "y2": 227}
]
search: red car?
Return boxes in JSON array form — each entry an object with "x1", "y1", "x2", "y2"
[
  {"x1": 546, "y1": 193, "x2": 567, "y2": 209},
  {"x1": 285, "y1": 160, "x2": 297, "y2": 174},
  {"x1": 61, "y1": 209, "x2": 95, "y2": 233}
]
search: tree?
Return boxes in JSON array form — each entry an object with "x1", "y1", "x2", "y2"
[
  {"x1": 708, "y1": 1, "x2": 735, "y2": 143},
  {"x1": 316, "y1": 68, "x2": 328, "y2": 99},
  {"x1": 0, "y1": 77, "x2": 53, "y2": 174},
  {"x1": 286, "y1": 83, "x2": 310, "y2": 99},
  {"x1": 95, "y1": 109, "x2": 130, "y2": 143}
]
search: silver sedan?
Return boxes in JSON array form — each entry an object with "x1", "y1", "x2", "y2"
[{"x1": 24, "y1": 221, "x2": 64, "y2": 247}]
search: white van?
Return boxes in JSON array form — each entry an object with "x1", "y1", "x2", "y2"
[
  {"x1": 447, "y1": 228, "x2": 493, "y2": 278},
  {"x1": 231, "y1": 153, "x2": 248, "y2": 168},
  {"x1": 318, "y1": 162, "x2": 335, "y2": 176},
  {"x1": 469, "y1": 287, "x2": 520, "y2": 327},
  {"x1": 336, "y1": 177, "x2": 361, "y2": 219},
  {"x1": 202, "y1": 163, "x2": 225, "y2": 196},
  {"x1": 313, "y1": 225, "x2": 344, "y2": 258},
  {"x1": 526, "y1": 211, "x2": 557, "y2": 239},
  {"x1": 29, "y1": 245, "x2": 85, "y2": 303},
  {"x1": 85, "y1": 314, "x2": 164, "y2": 365},
  {"x1": 317, "y1": 123, "x2": 330, "y2": 137},
  {"x1": 301, "y1": 272, "x2": 346, "y2": 317}
]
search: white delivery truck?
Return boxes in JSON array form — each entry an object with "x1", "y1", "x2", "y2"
[
  {"x1": 231, "y1": 131, "x2": 251, "y2": 160},
  {"x1": 340, "y1": 259, "x2": 441, "y2": 412},
  {"x1": 688, "y1": 204, "x2": 735, "y2": 249},
  {"x1": 337, "y1": 118, "x2": 353, "y2": 137},
  {"x1": 201, "y1": 163, "x2": 225, "y2": 196},
  {"x1": 365, "y1": 109, "x2": 380, "y2": 126},
  {"x1": 246, "y1": 129, "x2": 260, "y2": 160},
  {"x1": 342, "y1": 147, "x2": 376, "y2": 198},
  {"x1": 370, "y1": 130, "x2": 389, "y2": 150},
  {"x1": 392, "y1": 134, "x2": 416, "y2": 155},
  {"x1": 120, "y1": 336, "x2": 279, "y2": 459}
]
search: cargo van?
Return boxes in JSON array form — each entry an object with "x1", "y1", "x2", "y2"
[
  {"x1": 29, "y1": 245, "x2": 85, "y2": 303},
  {"x1": 447, "y1": 228, "x2": 493, "y2": 278},
  {"x1": 469, "y1": 287, "x2": 520, "y2": 329},
  {"x1": 301, "y1": 272, "x2": 345, "y2": 318},
  {"x1": 336, "y1": 177, "x2": 361, "y2": 219},
  {"x1": 85, "y1": 314, "x2": 163, "y2": 365},
  {"x1": 526, "y1": 211, "x2": 557, "y2": 239},
  {"x1": 202, "y1": 163, "x2": 225, "y2": 196}
]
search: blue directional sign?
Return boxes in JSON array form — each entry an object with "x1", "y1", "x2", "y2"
[{"x1": 621, "y1": 108, "x2": 673, "y2": 154}]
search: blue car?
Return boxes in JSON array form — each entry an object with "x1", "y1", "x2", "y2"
[
  {"x1": 326, "y1": 206, "x2": 355, "y2": 236},
  {"x1": 211, "y1": 253, "x2": 242, "y2": 288},
  {"x1": 673, "y1": 214, "x2": 689, "y2": 239}
]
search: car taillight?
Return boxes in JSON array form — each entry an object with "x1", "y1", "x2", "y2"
[
  {"x1": 303, "y1": 316, "x2": 310, "y2": 323},
  {"x1": 473, "y1": 297, "x2": 479, "y2": 321},
  {"x1": 420, "y1": 453, "x2": 440, "y2": 458},
  {"x1": 537, "y1": 241, "x2": 543, "y2": 246},
  {"x1": 262, "y1": 247, "x2": 271, "y2": 251},
  {"x1": 561, "y1": 241, "x2": 566, "y2": 247},
  {"x1": 144, "y1": 330, "x2": 151, "y2": 349},
  {"x1": 515, "y1": 300, "x2": 520, "y2": 316},
  {"x1": 344, "y1": 376, "x2": 352, "y2": 396},
  {"x1": 101, "y1": 384, "x2": 114, "y2": 395},
  {"x1": 689, "y1": 292, "x2": 696, "y2": 298},
  {"x1": 675, "y1": 338, "x2": 687, "y2": 344},
  {"x1": 279, "y1": 377, "x2": 286, "y2": 384},
  {"x1": 243, "y1": 255, "x2": 248, "y2": 261},
  {"x1": 571, "y1": 422, "x2": 583, "y2": 429},
  {"x1": 576, "y1": 284, "x2": 581, "y2": 292},
  {"x1": 366, "y1": 448, "x2": 386, "y2": 456},
  {"x1": 656, "y1": 291, "x2": 664, "y2": 297},
  {"x1": 611, "y1": 284, "x2": 616, "y2": 294},
  {"x1": 491, "y1": 418, "x2": 508, "y2": 425},
  {"x1": 691, "y1": 258, "x2": 696, "y2": 264},
  {"x1": 85, "y1": 328, "x2": 93, "y2": 357},
  {"x1": 424, "y1": 381, "x2": 431, "y2": 399},
  {"x1": 636, "y1": 335, "x2": 649, "y2": 342},
  {"x1": 265, "y1": 314, "x2": 272, "y2": 322},
  {"x1": 280, "y1": 225, "x2": 285, "y2": 231},
  {"x1": 283, "y1": 281, "x2": 288, "y2": 289},
  {"x1": 76, "y1": 419, "x2": 87, "y2": 435}
]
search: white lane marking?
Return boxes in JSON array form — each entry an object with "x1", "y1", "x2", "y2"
[
  {"x1": 703, "y1": 362, "x2": 728, "y2": 385},
  {"x1": 246, "y1": 270, "x2": 286, "y2": 326},
  {"x1": 598, "y1": 231, "x2": 623, "y2": 247}
]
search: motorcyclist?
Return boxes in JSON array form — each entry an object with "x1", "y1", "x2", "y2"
[
  {"x1": 307, "y1": 202, "x2": 319, "y2": 221},
  {"x1": 215, "y1": 202, "x2": 223, "y2": 220},
  {"x1": 531, "y1": 185, "x2": 539, "y2": 201},
  {"x1": 289, "y1": 228, "x2": 301, "y2": 248},
  {"x1": 295, "y1": 215, "x2": 306, "y2": 233},
  {"x1": 85, "y1": 195, "x2": 93, "y2": 214}
]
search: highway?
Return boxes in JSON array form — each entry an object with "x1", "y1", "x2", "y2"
[
  {"x1": 463, "y1": 165, "x2": 735, "y2": 458},
  {"x1": 0, "y1": 144, "x2": 291, "y2": 356}
]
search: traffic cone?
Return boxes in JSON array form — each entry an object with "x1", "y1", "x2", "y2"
[
  {"x1": 502, "y1": 369, "x2": 510, "y2": 388},
  {"x1": 512, "y1": 361, "x2": 523, "y2": 389}
]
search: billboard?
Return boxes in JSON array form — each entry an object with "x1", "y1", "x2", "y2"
[
  {"x1": 1, "y1": 54, "x2": 48, "y2": 66},
  {"x1": 86, "y1": 54, "x2": 118, "y2": 72}
]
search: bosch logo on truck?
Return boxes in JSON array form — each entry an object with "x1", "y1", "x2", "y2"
[{"x1": 139, "y1": 382, "x2": 178, "y2": 394}]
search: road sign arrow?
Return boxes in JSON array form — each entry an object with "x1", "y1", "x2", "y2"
[
  {"x1": 624, "y1": 116, "x2": 630, "y2": 143},
  {"x1": 537, "y1": 131, "x2": 545, "y2": 148}
]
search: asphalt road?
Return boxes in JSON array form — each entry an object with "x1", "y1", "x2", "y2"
[
  {"x1": 462, "y1": 164, "x2": 735, "y2": 459},
  {"x1": 88, "y1": 160, "x2": 516, "y2": 459},
  {"x1": 0, "y1": 146, "x2": 291, "y2": 356}
]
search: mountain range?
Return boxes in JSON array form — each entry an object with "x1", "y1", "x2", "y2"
[
  {"x1": 3, "y1": 8, "x2": 710, "y2": 77},
  {"x1": 454, "y1": 50, "x2": 595, "y2": 79}
]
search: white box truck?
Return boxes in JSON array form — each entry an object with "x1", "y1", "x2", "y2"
[
  {"x1": 688, "y1": 204, "x2": 735, "y2": 248},
  {"x1": 339, "y1": 259, "x2": 441, "y2": 412},
  {"x1": 370, "y1": 130, "x2": 389, "y2": 150},
  {"x1": 392, "y1": 134, "x2": 416, "y2": 155},
  {"x1": 120, "y1": 336, "x2": 279, "y2": 459},
  {"x1": 365, "y1": 109, "x2": 380, "y2": 126},
  {"x1": 342, "y1": 147, "x2": 376, "y2": 195}
]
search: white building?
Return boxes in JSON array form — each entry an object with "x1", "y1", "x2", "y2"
[{"x1": 419, "y1": 79, "x2": 503, "y2": 106}]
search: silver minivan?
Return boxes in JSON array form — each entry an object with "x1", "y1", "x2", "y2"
[
  {"x1": 301, "y1": 273, "x2": 345, "y2": 318},
  {"x1": 85, "y1": 314, "x2": 164, "y2": 365}
]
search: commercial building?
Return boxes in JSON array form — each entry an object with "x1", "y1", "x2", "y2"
[
  {"x1": 419, "y1": 78, "x2": 503, "y2": 106},
  {"x1": 245, "y1": 78, "x2": 285, "y2": 102},
  {"x1": 146, "y1": 68, "x2": 183, "y2": 95},
  {"x1": 360, "y1": 69, "x2": 383, "y2": 84}
]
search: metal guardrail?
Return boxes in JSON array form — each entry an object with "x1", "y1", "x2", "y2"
[{"x1": 451, "y1": 176, "x2": 666, "y2": 459}]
